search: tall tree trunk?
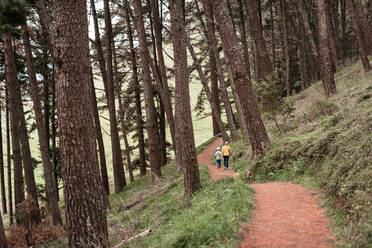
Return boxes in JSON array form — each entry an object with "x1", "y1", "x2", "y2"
[
  {"x1": 245, "y1": 0, "x2": 273, "y2": 81},
  {"x1": 90, "y1": 71, "x2": 110, "y2": 195},
  {"x1": 90, "y1": 0, "x2": 109, "y2": 92},
  {"x1": 237, "y1": 0, "x2": 252, "y2": 80},
  {"x1": 186, "y1": 37, "x2": 229, "y2": 141},
  {"x1": 133, "y1": 0, "x2": 162, "y2": 182},
  {"x1": 352, "y1": 0, "x2": 372, "y2": 53},
  {"x1": 125, "y1": 11, "x2": 147, "y2": 176},
  {"x1": 169, "y1": 0, "x2": 201, "y2": 196},
  {"x1": 347, "y1": 0, "x2": 371, "y2": 71},
  {"x1": 325, "y1": 0, "x2": 339, "y2": 69},
  {"x1": 316, "y1": 0, "x2": 337, "y2": 96},
  {"x1": 0, "y1": 209, "x2": 7, "y2": 248},
  {"x1": 4, "y1": 33, "x2": 41, "y2": 223},
  {"x1": 22, "y1": 27, "x2": 62, "y2": 225},
  {"x1": 0, "y1": 97, "x2": 6, "y2": 214},
  {"x1": 103, "y1": 0, "x2": 127, "y2": 192},
  {"x1": 53, "y1": 0, "x2": 109, "y2": 246},
  {"x1": 300, "y1": 28, "x2": 308, "y2": 90},
  {"x1": 159, "y1": 100, "x2": 167, "y2": 166},
  {"x1": 213, "y1": 0, "x2": 270, "y2": 158},
  {"x1": 297, "y1": 0, "x2": 320, "y2": 59},
  {"x1": 201, "y1": 0, "x2": 239, "y2": 142},
  {"x1": 3, "y1": 33, "x2": 25, "y2": 220},
  {"x1": 113, "y1": 47, "x2": 134, "y2": 183},
  {"x1": 279, "y1": 0, "x2": 292, "y2": 95},
  {"x1": 5, "y1": 87, "x2": 13, "y2": 225},
  {"x1": 149, "y1": 0, "x2": 178, "y2": 154}
]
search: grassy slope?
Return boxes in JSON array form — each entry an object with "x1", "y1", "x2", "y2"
[
  {"x1": 230, "y1": 62, "x2": 372, "y2": 247},
  {"x1": 43, "y1": 136, "x2": 253, "y2": 247}
]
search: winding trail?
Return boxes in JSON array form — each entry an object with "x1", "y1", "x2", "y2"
[{"x1": 197, "y1": 137, "x2": 334, "y2": 248}]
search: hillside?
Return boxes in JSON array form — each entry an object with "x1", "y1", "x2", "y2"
[{"x1": 41, "y1": 60, "x2": 372, "y2": 248}]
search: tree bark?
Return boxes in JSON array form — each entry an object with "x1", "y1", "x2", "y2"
[
  {"x1": 53, "y1": 0, "x2": 109, "y2": 246},
  {"x1": 3, "y1": 33, "x2": 25, "y2": 220},
  {"x1": 22, "y1": 26, "x2": 62, "y2": 225},
  {"x1": 201, "y1": 0, "x2": 239, "y2": 142},
  {"x1": 113, "y1": 47, "x2": 134, "y2": 183},
  {"x1": 125, "y1": 11, "x2": 147, "y2": 176},
  {"x1": 352, "y1": 0, "x2": 372, "y2": 53},
  {"x1": 347, "y1": 0, "x2": 371, "y2": 71},
  {"x1": 237, "y1": 0, "x2": 252, "y2": 81},
  {"x1": 0, "y1": 209, "x2": 7, "y2": 248},
  {"x1": 245, "y1": 0, "x2": 273, "y2": 81},
  {"x1": 213, "y1": 0, "x2": 270, "y2": 158},
  {"x1": 169, "y1": 0, "x2": 201, "y2": 196},
  {"x1": 279, "y1": 0, "x2": 292, "y2": 95},
  {"x1": 103, "y1": 0, "x2": 127, "y2": 192},
  {"x1": 297, "y1": 0, "x2": 319, "y2": 59},
  {"x1": 0, "y1": 96, "x2": 6, "y2": 214},
  {"x1": 186, "y1": 37, "x2": 229, "y2": 141},
  {"x1": 133, "y1": 0, "x2": 162, "y2": 182},
  {"x1": 5, "y1": 87, "x2": 13, "y2": 225},
  {"x1": 90, "y1": 0, "x2": 109, "y2": 92},
  {"x1": 316, "y1": 0, "x2": 337, "y2": 96},
  {"x1": 149, "y1": 0, "x2": 178, "y2": 152}
]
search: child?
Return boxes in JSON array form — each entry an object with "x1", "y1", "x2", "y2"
[
  {"x1": 214, "y1": 147, "x2": 222, "y2": 169},
  {"x1": 222, "y1": 141, "x2": 231, "y2": 170}
]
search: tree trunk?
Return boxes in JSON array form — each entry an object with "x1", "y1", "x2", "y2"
[
  {"x1": 159, "y1": 101, "x2": 167, "y2": 166},
  {"x1": 245, "y1": 0, "x2": 273, "y2": 81},
  {"x1": 90, "y1": 71, "x2": 110, "y2": 195},
  {"x1": 169, "y1": 0, "x2": 201, "y2": 196},
  {"x1": 149, "y1": 0, "x2": 178, "y2": 153},
  {"x1": 237, "y1": 0, "x2": 252, "y2": 80},
  {"x1": 90, "y1": 0, "x2": 109, "y2": 92},
  {"x1": 213, "y1": 0, "x2": 270, "y2": 158},
  {"x1": 4, "y1": 33, "x2": 41, "y2": 223},
  {"x1": 201, "y1": 0, "x2": 239, "y2": 142},
  {"x1": 325, "y1": 0, "x2": 339, "y2": 69},
  {"x1": 133, "y1": 0, "x2": 162, "y2": 182},
  {"x1": 316, "y1": 0, "x2": 337, "y2": 96},
  {"x1": 5, "y1": 87, "x2": 13, "y2": 225},
  {"x1": 113, "y1": 47, "x2": 134, "y2": 183},
  {"x1": 0, "y1": 97, "x2": 6, "y2": 214},
  {"x1": 297, "y1": 0, "x2": 320, "y2": 59},
  {"x1": 186, "y1": 37, "x2": 229, "y2": 141},
  {"x1": 347, "y1": 0, "x2": 371, "y2": 71},
  {"x1": 103, "y1": 0, "x2": 127, "y2": 192},
  {"x1": 0, "y1": 209, "x2": 7, "y2": 248},
  {"x1": 53, "y1": 0, "x2": 109, "y2": 246},
  {"x1": 22, "y1": 26, "x2": 62, "y2": 225},
  {"x1": 352, "y1": 0, "x2": 372, "y2": 53},
  {"x1": 279, "y1": 0, "x2": 292, "y2": 96},
  {"x1": 3, "y1": 33, "x2": 25, "y2": 220},
  {"x1": 125, "y1": 11, "x2": 147, "y2": 176}
]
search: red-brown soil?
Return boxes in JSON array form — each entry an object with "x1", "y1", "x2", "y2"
[{"x1": 197, "y1": 137, "x2": 334, "y2": 248}]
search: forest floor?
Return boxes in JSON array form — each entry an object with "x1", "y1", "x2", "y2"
[{"x1": 199, "y1": 137, "x2": 334, "y2": 248}]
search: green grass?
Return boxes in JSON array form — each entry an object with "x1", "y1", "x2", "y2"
[{"x1": 107, "y1": 165, "x2": 253, "y2": 248}]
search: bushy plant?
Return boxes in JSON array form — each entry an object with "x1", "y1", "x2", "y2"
[{"x1": 253, "y1": 71, "x2": 295, "y2": 134}]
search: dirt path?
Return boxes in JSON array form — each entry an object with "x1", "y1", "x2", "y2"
[
  {"x1": 198, "y1": 138, "x2": 334, "y2": 247},
  {"x1": 197, "y1": 137, "x2": 238, "y2": 181},
  {"x1": 240, "y1": 183, "x2": 334, "y2": 248}
]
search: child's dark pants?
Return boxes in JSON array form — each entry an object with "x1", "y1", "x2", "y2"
[{"x1": 223, "y1": 156, "x2": 229, "y2": 169}]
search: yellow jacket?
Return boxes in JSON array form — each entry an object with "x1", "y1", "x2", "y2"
[{"x1": 222, "y1": 145, "x2": 231, "y2": 156}]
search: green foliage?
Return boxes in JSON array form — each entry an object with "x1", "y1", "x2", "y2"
[
  {"x1": 0, "y1": 0, "x2": 28, "y2": 33},
  {"x1": 253, "y1": 71, "x2": 295, "y2": 133},
  {"x1": 108, "y1": 166, "x2": 253, "y2": 248}
]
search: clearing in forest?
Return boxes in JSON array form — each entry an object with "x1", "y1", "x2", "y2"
[{"x1": 198, "y1": 137, "x2": 334, "y2": 248}]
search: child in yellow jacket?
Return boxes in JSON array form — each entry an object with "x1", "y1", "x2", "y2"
[{"x1": 222, "y1": 141, "x2": 231, "y2": 170}]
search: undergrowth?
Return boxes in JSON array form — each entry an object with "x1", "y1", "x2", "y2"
[
  {"x1": 231, "y1": 65, "x2": 372, "y2": 248},
  {"x1": 108, "y1": 157, "x2": 253, "y2": 247}
]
